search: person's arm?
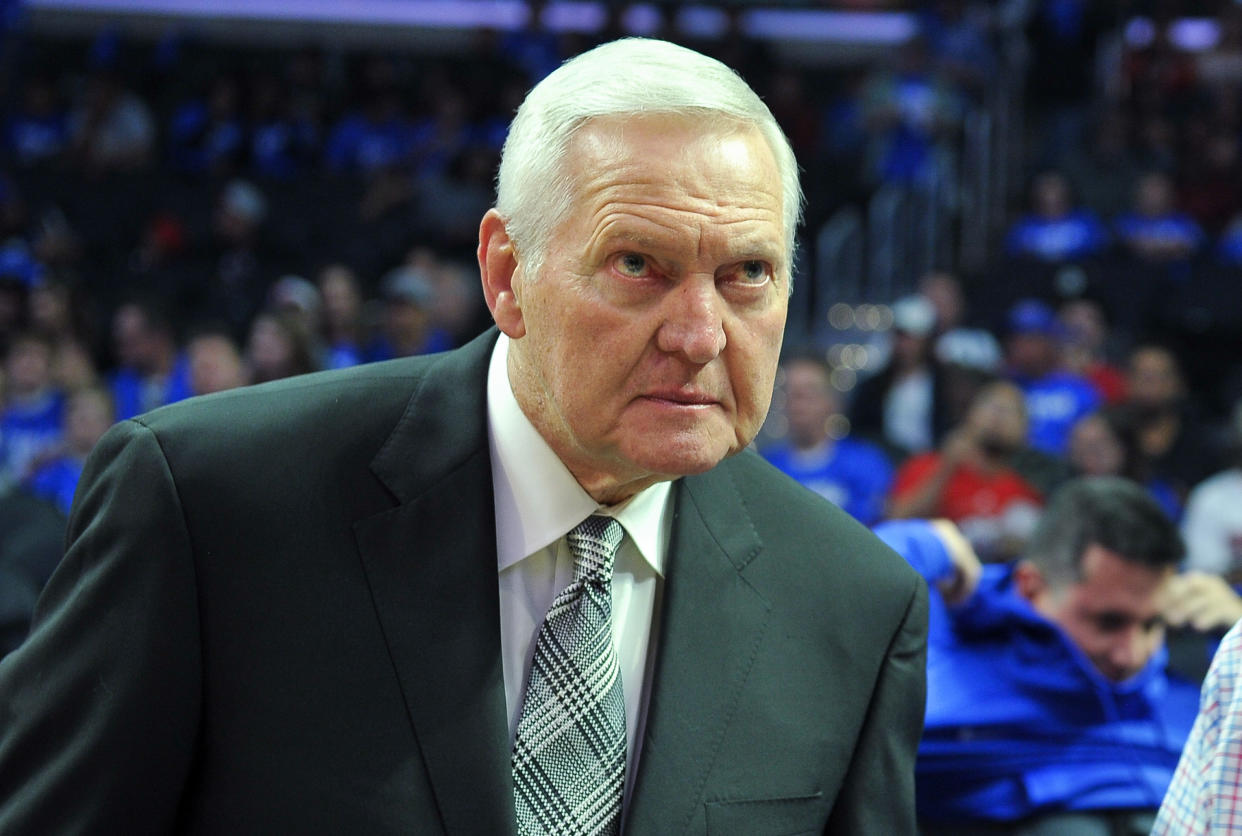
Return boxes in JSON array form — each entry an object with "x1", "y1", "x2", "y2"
[
  {"x1": 887, "y1": 433, "x2": 972, "y2": 519},
  {"x1": 875, "y1": 517, "x2": 982, "y2": 606},
  {"x1": 824, "y1": 573, "x2": 928, "y2": 835},
  {"x1": 0, "y1": 419, "x2": 202, "y2": 833},
  {"x1": 1153, "y1": 621, "x2": 1242, "y2": 835}
]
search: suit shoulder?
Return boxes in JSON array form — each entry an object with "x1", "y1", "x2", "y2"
[
  {"x1": 717, "y1": 450, "x2": 918, "y2": 589},
  {"x1": 135, "y1": 356, "x2": 435, "y2": 444}
]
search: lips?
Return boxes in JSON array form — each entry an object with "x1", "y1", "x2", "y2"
[{"x1": 641, "y1": 387, "x2": 720, "y2": 407}]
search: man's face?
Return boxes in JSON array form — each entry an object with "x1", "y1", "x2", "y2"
[
  {"x1": 1034, "y1": 544, "x2": 1172, "y2": 682},
  {"x1": 1128, "y1": 348, "x2": 1182, "y2": 408},
  {"x1": 499, "y1": 115, "x2": 788, "y2": 502},
  {"x1": 784, "y1": 361, "x2": 836, "y2": 448}
]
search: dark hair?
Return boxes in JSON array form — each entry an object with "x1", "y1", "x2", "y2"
[{"x1": 1025, "y1": 476, "x2": 1183, "y2": 585}]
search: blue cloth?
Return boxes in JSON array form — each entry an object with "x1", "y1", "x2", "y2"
[
  {"x1": 325, "y1": 114, "x2": 416, "y2": 173},
  {"x1": 874, "y1": 520, "x2": 1199, "y2": 824},
  {"x1": 27, "y1": 456, "x2": 84, "y2": 515},
  {"x1": 1004, "y1": 210, "x2": 1109, "y2": 263},
  {"x1": 0, "y1": 391, "x2": 65, "y2": 484},
  {"x1": 168, "y1": 101, "x2": 244, "y2": 174},
  {"x1": 762, "y1": 438, "x2": 894, "y2": 526},
  {"x1": 250, "y1": 118, "x2": 317, "y2": 178},
  {"x1": 5, "y1": 113, "x2": 68, "y2": 165},
  {"x1": 109, "y1": 356, "x2": 194, "y2": 421},
  {"x1": 1012, "y1": 371, "x2": 1100, "y2": 455},
  {"x1": 1114, "y1": 212, "x2": 1204, "y2": 255}
]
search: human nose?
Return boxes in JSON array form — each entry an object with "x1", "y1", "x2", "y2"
[
  {"x1": 1107, "y1": 627, "x2": 1149, "y2": 677},
  {"x1": 656, "y1": 278, "x2": 726, "y2": 364}
]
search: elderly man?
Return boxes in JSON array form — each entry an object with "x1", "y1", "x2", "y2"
[
  {"x1": 0, "y1": 39, "x2": 926, "y2": 834},
  {"x1": 891, "y1": 476, "x2": 1199, "y2": 834}
]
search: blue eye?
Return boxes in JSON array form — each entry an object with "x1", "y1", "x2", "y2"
[
  {"x1": 737, "y1": 260, "x2": 770, "y2": 284},
  {"x1": 616, "y1": 253, "x2": 648, "y2": 277}
]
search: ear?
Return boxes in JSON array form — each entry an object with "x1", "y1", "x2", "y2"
[
  {"x1": 1013, "y1": 560, "x2": 1048, "y2": 606},
  {"x1": 477, "y1": 208, "x2": 526, "y2": 339}
]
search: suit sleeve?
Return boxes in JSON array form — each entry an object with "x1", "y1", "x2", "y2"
[
  {"x1": 0, "y1": 418, "x2": 202, "y2": 834},
  {"x1": 825, "y1": 573, "x2": 929, "y2": 835}
]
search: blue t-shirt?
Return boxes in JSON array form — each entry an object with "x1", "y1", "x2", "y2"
[
  {"x1": 109, "y1": 355, "x2": 194, "y2": 421},
  {"x1": 1114, "y1": 212, "x2": 1204, "y2": 255},
  {"x1": 1004, "y1": 210, "x2": 1109, "y2": 262},
  {"x1": 762, "y1": 437, "x2": 894, "y2": 526},
  {"x1": 325, "y1": 113, "x2": 417, "y2": 173},
  {"x1": 0, "y1": 390, "x2": 65, "y2": 484},
  {"x1": 1013, "y1": 371, "x2": 1100, "y2": 455}
]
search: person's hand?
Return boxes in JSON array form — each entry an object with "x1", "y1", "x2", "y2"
[
  {"x1": 940, "y1": 428, "x2": 978, "y2": 468},
  {"x1": 1163, "y1": 572, "x2": 1242, "y2": 633},
  {"x1": 929, "y1": 519, "x2": 982, "y2": 606}
]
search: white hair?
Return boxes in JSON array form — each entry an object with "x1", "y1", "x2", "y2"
[{"x1": 495, "y1": 38, "x2": 802, "y2": 279}]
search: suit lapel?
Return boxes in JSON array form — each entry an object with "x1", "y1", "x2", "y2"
[
  {"x1": 353, "y1": 331, "x2": 518, "y2": 836},
  {"x1": 624, "y1": 462, "x2": 771, "y2": 835}
]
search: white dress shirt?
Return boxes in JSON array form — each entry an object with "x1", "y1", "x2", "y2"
[{"x1": 486, "y1": 333, "x2": 672, "y2": 798}]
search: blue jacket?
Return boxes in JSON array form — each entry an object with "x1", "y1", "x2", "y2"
[{"x1": 876, "y1": 520, "x2": 1199, "y2": 824}]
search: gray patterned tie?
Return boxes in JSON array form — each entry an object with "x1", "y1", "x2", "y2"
[{"x1": 512, "y1": 515, "x2": 627, "y2": 836}]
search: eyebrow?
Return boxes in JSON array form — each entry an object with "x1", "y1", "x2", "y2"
[{"x1": 596, "y1": 229, "x2": 784, "y2": 268}]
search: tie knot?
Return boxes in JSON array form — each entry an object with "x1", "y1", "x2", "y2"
[{"x1": 567, "y1": 514, "x2": 624, "y2": 585}]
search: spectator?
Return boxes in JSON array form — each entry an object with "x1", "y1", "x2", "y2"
[
  {"x1": 168, "y1": 74, "x2": 246, "y2": 176},
  {"x1": 1060, "y1": 109, "x2": 1146, "y2": 219},
  {"x1": 1178, "y1": 130, "x2": 1241, "y2": 236},
  {"x1": 4, "y1": 73, "x2": 69, "y2": 167},
  {"x1": 1004, "y1": 298, "x2": 1099, "y2": 456},
  {"x1": 1216, "y1": 211, "x2": 1242, "y2": 267},
  {"x1": 0, "y1": 332, "x2": 64, "y2": 486},
  {"x1": 892, "y1": 477, "x2": 1198, "y2": 832},
  {"x1": 186, "y1": 327, "x2": 248, "y2": 396},
  {"x1": 0, "y1": 240, "x2": 40, "y2": 349},
  {"x1": 324, "y1": 65, "x2": 415, "y2": 175},
  {"x1": 316, "y1": 263, "x2": 367, "y2": 370},
  {"x1": 1114, "y1": 171, "x2": 1205, "y2": 264},
  {"x1": 1121, "y1": 343, "x2": 1221, "y2": 507},
  {"x1": 762, "y1": 353, "x2": 894, "y2": 526},
  {"x1": 860, "y1": 36, "x2": 964, "y2": 189},
  {"x1": 108, "y1": 299, "x2": 192, "y2": 420},
  {"x1": 248, "y1": 72, "x2": 318, "y2": 179},
  {"x1": 266, "y1": 274, "x2": 323, "y2": 358},
  {"x1": 889, "y1": 380, "x2": 1043, "y2": 561},
  {"x1": 1067, "y1": 410, "x2": 1181, "y2": 521},
  {"x1": 850, "y1": 294, "x2": 953, "y2": 459},
  {"x1": 1181, "y1": 399, "x2": 1242, "y2": 580},
  {"x1": 245, "y1": 311, "x2": 316, "y2": 384},
  {"x1": 1003, "y1": 170, "x2": 1109, "y2": 263},
  {"x1": 67, "y1": 68, "x2": 156, "y2": 173},
  {"x1": 918, "y1": 0, "x2": 995, "y2": 97},
  {"x1": 26, "y1": 385, "x2": 114, "y2": 515},
  {"x1": 196, "y1": 179, "x2": 281, "y2": 334},
  {"x1": 366, "y1": 266, "x2": 452, "y2": 361},
  {"x1": 1057, "y1": 297, "x2": 1126, "y2": 405},
  {"x1": 920, "y1": 271, "x2": 1002, "y2": 374}
]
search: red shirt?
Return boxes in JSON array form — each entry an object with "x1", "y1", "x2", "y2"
[{"x1": 891, "y1": 453, "x2": 1042, "y2": 522}]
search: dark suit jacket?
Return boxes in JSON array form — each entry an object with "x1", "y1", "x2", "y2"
[{"x1": 0, "y1": 329, "x2": 927, "y2": 835}]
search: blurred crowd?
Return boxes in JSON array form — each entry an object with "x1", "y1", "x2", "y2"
[{"x1": 0, "y1": 0, "x2": 1239, "y2": 608}]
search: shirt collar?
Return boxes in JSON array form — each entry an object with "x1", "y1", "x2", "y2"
[{"x1": 487, "y1": 333, "x2": 670, "y2": 575}]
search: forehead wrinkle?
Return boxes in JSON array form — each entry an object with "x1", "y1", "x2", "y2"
[{"x1": 586, "y1": 196, "x2": 783, "y2": 267}]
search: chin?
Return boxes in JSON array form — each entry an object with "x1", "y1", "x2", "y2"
[{"x1": 626, "y1": 440, "x2": 734, "y2": 480}]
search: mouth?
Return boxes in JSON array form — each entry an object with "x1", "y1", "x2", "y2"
[{"x1": 640, "y1": 387, "x2": 721, "y2": 408}]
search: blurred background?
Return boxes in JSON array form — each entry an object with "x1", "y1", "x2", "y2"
[{"x1": 1, "y1": 0, "x2": 1241, "y2": 570}]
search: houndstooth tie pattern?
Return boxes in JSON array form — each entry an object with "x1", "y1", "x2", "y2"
[{"x1": 512, "y1": 515, "x2": 627, "y2": 836}]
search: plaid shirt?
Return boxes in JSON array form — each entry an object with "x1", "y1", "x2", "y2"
[{"x1": 1155, "y1": 620, "x2": 1242, "y2": 834}]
